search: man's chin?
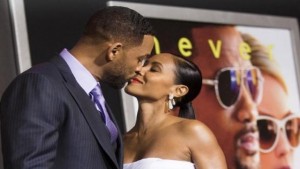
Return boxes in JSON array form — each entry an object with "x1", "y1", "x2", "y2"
[
  {"x1": 234, "y1": 124, "x2": 260, "y2": 169},
  {"x1": 235, "y1": 148, "x2": 260, "y2": 169},
  {"x1": 102, "y1": 77, "x2": 127, "y2": 89},
  {"x1": 110, "y1": 82, "x2": 126, "y2": 89}
]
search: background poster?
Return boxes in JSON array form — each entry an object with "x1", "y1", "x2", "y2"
[{"x1": 111, "y1": 2, "x2": 300, "y2": 168}]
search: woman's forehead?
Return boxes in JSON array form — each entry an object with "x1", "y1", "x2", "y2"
[{"x1": 150, "y1": 53, "x2": 175, "y2": 63}]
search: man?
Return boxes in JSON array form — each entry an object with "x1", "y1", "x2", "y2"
[
  {"x1": 0, "y1": 6, "x2": 154, "y2": 169},
  {"x1": 190, "y1": 25, "x2": 261, "y2": 169}
]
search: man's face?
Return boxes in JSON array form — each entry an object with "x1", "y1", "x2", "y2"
[
  {"x1": 191, "y1": 26, "x2": 260, "y2": 169},
  {"x1": 103, "y1": 35, "x2": 154, "y2": 89}
]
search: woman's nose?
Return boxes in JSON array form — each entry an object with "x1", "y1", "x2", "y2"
[{"x1": 274, "y1": 129, "x2": 292, "y2": 157}]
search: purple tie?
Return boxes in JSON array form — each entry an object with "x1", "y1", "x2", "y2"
[{"x1": 90, "y1": 83, "x2": 118, "y2": 143}]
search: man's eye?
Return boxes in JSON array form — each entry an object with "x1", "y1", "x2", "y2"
[
  {"x1": 138, "y1": 57, "x2": 147, "y2": 66},
  {"x1": 143, "y1": 60, "x2": 150, "y2": 67}
]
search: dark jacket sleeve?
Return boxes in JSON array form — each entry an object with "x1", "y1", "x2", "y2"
[{"x1": 1, "y1": 72, "x2": 64, "y2": 169}]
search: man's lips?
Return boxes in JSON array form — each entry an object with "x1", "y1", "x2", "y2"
[{"x1": 237, "y1": 131, "x2": 259, "y2": 155}]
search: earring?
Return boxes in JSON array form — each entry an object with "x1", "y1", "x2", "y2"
[{"x1": 168, "y1": 94, "x2": 176, "y2": 110}]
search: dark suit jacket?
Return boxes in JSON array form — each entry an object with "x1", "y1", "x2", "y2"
[{"x1": 0, "y1": 56, "x2": 123, "y2": 169}]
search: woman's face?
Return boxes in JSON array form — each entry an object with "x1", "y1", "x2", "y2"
[
  {"x1": 125, "y1": 53, "x2": 177, "y2": 102},
  {"x1": 258, "y1": 73, "x2": 294, "y2": 169}
]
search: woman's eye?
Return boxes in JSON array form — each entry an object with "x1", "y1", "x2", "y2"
[
  {"x1": 150, "y1": 68, "x2": 157, "y2": 72},
  {"x1": 150, "y1": 66, "x2": 159, "y2": 72}
]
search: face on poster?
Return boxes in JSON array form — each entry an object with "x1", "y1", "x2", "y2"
[
  {"x1": 237, "y1": 26, "x2": 300, "y2": 169},
  {"x1": 148, "y1": 19, "x2": 300, "y2": 169}
]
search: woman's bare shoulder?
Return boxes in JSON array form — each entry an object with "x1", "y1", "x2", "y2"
[{"x1": 175, "y1": 119, "x2": 217, "y2": 145}]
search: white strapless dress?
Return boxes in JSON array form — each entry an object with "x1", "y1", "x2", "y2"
[{"x1": 124, "y1": 158, "x2": 195, "y2": 169}]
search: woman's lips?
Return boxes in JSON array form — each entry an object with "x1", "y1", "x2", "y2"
[
  {"x1": 130, "y1": 78, "x2": 143, "y2": 84},
  {"x1": 278, "y1": 167, "x2": 291, "y2": 169}
]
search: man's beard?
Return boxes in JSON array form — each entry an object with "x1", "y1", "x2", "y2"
[
  {"x1": 235, "y1": 148, "x2": 260, "y2": 169},
  {"x1": 102, "y1": 72, "x2": 127, "y2": 89},
  {"x1": 102, "y1": 62, "x2": 130, "y2": 89}
]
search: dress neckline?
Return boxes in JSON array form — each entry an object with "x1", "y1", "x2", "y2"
[{"x1": 124, "y1": 157, "x2": 194, "y2": 165}]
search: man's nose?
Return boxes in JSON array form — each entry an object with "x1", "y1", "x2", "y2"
[
  {"x1": 135, "y1": 64, "x2": 144, "y2": 72},
  {"x1": 236, "y1": 85, "x2": 258, "y2": 123},
  {"x1": 135, "y1": 66, "x2": 146, "y2": 76}
]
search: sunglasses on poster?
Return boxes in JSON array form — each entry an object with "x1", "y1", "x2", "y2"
[
  {"x1": 202, "y1": 67, "x2": 264, "y2": 109},
  {"x1": 257, "y1": 114, "x2": 300, "y2": 153}
]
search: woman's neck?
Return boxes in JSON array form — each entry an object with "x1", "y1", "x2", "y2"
[{"x1": 132, "y1": 101, "x2": 171, "y2": 135}]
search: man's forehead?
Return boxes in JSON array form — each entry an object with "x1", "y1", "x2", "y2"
[
  {"x1": 190, "y1": 26, "x2": 253, "y2": 77},
  {"x1": 193, "y1": 53, "x2": 252, "y2": 78},
  {"x1": 191, "y1": 25, "x2": 240, "y2": 38}
]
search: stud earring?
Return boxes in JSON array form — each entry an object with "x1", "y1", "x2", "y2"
[{"x1": 168, "y1": 94, "x2": 176, "y2": 110}]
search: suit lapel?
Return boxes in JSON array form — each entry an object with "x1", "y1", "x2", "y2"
[{"x1": 50, "y1": 56, "x2": 120, "y2": 168}]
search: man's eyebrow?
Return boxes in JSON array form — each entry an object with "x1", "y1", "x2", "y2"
[
  {"x1": 145, "y1": 54, "x2": 153, "y2": 58},
  {"x1": 138, "y1": 54, "x2": 150, "y2": 59}
]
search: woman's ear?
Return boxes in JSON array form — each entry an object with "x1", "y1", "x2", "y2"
[
  {"x1": 173, "y1": 85, "x2": 189, "y2": 98},
  {"x1": 107, "y1": 42, "x2": 123, "y2": 61}
]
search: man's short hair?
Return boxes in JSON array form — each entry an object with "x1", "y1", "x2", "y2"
[{"x1": 83, "y1": 6, "x2": 154, "y2": 47}]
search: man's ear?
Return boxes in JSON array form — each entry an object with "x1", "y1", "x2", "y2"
[
  {"x1": 107, "y1": 42, "x2": 123, "y2": 61},
  {"x1": 173, "y1": 85, "x2": 189, "y2": 98}
]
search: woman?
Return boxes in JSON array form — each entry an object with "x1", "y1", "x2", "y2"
[
  {"x1": 123, "y1": 53, "x2": 227, "y2": 169},
  {"x1": 243, "y1": 33, "x2": 300, "y2": 169}
]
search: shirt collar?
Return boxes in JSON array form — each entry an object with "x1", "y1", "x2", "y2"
[{"x1": 60, "y1": 48, "x2": 97, "y2": 94}]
